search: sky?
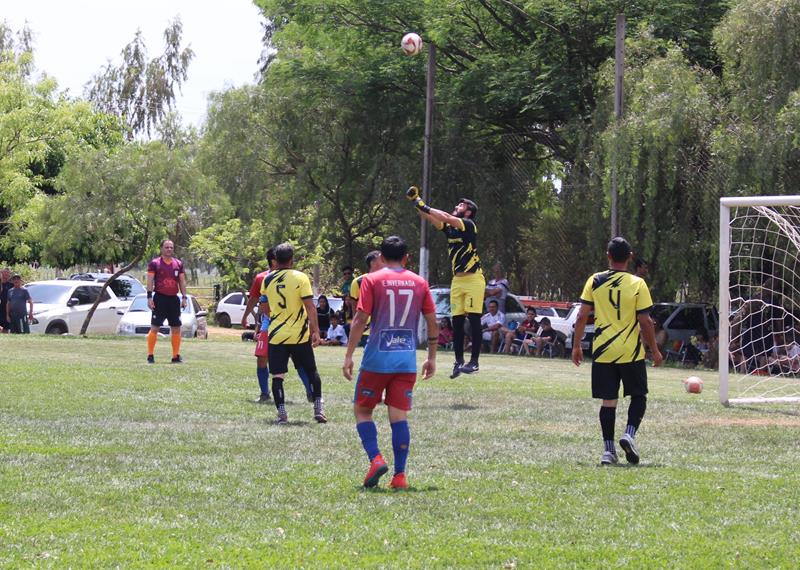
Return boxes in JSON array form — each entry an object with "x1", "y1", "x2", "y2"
[{"x1": 2, "y1": 0, "x2": 265, "y2": 128}]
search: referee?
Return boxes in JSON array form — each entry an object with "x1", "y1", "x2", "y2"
[
  {"x1": 572, "y1": 237, "x2": 663, "y2": 465},
  {"x1": 146, "y1": 239, "x2": 188, "y2": 364}
]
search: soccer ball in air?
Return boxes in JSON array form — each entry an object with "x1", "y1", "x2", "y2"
[
  {"x1": 401, "y1": 33, "x2": 423, "y2": 56},
  {"x1": 684, "y1": 376, "x2": 703, "y2": 394}
]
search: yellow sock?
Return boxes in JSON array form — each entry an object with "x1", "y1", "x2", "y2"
[
  {"x1": 171, "y1": 332, "x2": 181, "y2": 358},
  {"x1": 146, "y1": 330, "x2": 157, "y2": 355}
]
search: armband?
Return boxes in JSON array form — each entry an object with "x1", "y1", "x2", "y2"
[
  {"x1": 147, "y1": 291, "x2": 153, "y2": 299},
  {"x1": 259, "y1": 295, "x2": 268, "y2": 303},
  {"x1": 415, "y1": 200, "x2": 431, "y2": 214}
]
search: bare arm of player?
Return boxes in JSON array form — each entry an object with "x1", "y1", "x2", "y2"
[
  {"x1": 146, "y1": 272, "x2": 155, "y2": 310},
  {"x1": 422, "y1": 311, "x2": 439, "y2": 379},
  {"x1": 571, "y1": 303, "x2": 593, "y2": 366},
  {"x1": 302, "y1": 297, "x2": 321, "y2": 347},
  {"x1": 179, "y1": 272, "x2": 188, "y2": 307},
  {"x1": 342, "y1": 309, "x2": 369, "y2": 381},
  {"x1": 638, "y1": 313, "x2": 664, "y2": 367},
  {"x1": 241, "y1": 294, "x2": 258, "y2": 328}
]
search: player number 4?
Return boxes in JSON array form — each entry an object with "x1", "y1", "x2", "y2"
[{"x1": 386, "y1": 289, "x2": 413, "y2": 327}]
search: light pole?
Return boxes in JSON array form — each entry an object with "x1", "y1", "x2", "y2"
[{"x1": 420, "y1": 42, "x2": 435, "y2": 282}]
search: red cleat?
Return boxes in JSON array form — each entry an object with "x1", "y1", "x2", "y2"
[
  {"x1": 389, "y1": 472, "x2": 408, "y2": 490},
  {"x1": 363, "y1": 454, "x2": 388, "y2": 488}
]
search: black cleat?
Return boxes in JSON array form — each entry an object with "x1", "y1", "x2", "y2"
[
  {"x1": 619, "y1": 434, "x2": 640, "y2": 465},
  {"x1": 450, "y1": 362, "x2": 464, "y2": 379},
  {"x1": 147, "y1": 355, "x2": 155, "y2": 364},
  {"x1": 460, "y1": 361, "x2": 479, "y2": 374},
  {"x1": 255, "y1": 393, "x2": 271, "y2": 404},
  {"x1": 171, "y1": 355, "x2": 183, "y2": 364}
]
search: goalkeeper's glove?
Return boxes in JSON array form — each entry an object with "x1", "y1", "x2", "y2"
[{"x1": 406, "y1": 186, "x2": 431, "y2": 213}]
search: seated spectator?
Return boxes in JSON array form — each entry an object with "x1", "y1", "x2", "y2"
[
  {"x1": 767, "y1": 331, "x2": 800, "y2": 373},
  {"x1": 438, "y1": 317, "x2": 454, "y2": 349},
  {"x1": 321, "y1": 313, "x2": 348, "y2": 346},
  {"x1": 501, "y1": 307, "x2": 539, "y2": 354},
  {"x1": 524, "y1": 317, "x2": 559, "y2": 356},
  {"x1": 480, "y1": 299, "x2": 505, "y2": 353},
  {"x1": 685, "y1": 328, "x2": 709, "y2": 366},
  {"x1": 316, "y1": 294, "x2": 334, "y2": 339}
]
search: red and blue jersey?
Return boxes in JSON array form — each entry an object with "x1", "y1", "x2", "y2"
[{"x1": 356, "y1": 267, "x2": 435, "y2": 374}]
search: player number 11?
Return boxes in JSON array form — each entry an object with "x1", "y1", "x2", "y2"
[{"x1": 386, "y1": 289, "x2": 413, "y2": 327}]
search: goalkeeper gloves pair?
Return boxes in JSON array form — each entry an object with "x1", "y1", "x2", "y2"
[{"x1": 406, "y1": 186, "x2": 431, "y2": 213}]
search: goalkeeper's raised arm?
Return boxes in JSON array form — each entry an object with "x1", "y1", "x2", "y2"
[{"x1": 405, "y1": 186, "x2": 463, "y2": 231}]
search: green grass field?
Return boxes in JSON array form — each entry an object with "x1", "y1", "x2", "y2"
[{"x1": 2, "y1": 335, "x2": 799, "y2": 568}]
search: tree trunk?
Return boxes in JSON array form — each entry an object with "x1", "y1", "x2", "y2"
[{"x1": 79, "y1": 246, "x2": 147, "y2": 336}]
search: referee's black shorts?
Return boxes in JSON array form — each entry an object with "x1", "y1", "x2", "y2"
[
  {"x1": 268, "y1": 341, "x2": 317, "y2": 376},
  {"x1": 592, "y1": 360, "x2": 648, "y2": 400},
  {"x1": 151, "y1": 293, "x2": 182, "y2": 327}
]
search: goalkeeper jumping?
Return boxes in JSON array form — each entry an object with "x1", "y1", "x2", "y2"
[{"x1": 407, "y1": 186, "x2": 485, "y2": 378}]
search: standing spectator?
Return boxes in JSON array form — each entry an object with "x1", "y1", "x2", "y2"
[
  {"x1": 321, "y1": 312, "x2": 348, "y2": 346},
  {"x1": 259, "y1": 242, "x2": 325, "y2": 424},
  {"x1": 316, "y1": 295, "x2": 334, "y2": 338},
  {"x1": 6, "y1": 274, "x2": 33, "y2": 334},
  {"x1": 480, "y1": 299, "x2": 505, "y2": 353},
  {"x1": 485, "y1": 263, "x2": 510, "y2": 312},
  {"x1": 408, "y1": 186, "x2": 484, "y2": 377},
  {"x1": 438, "y1": 317, "x2": 454, "y2": 349},
  {"x1": 501, "y1": 307, "x2": 538, "y2": 354},
  {"x1": 0, "y1": 268, "x2": 12, "y2": 332},
  {"x1": 342, "y1": 235, "x2": 438, "y2": 489},
  {"x1": 633, "y1": 257, "x2": 649, "y2": 279},
  {"x1": 349, "y1": 250, "x2": 385, "y2": 347},
  {"x1": 341, "y1": 265, "x2": 355, "y2": 302},
  {"x1": 146, "y1": 240, "x2": 188, "y2": 364},
  {"x1": 572, "y1": 237, "x2": 663, "y2": 466}
]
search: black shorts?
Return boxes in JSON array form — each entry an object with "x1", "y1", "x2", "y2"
[
  {"x1": 592, "y1": 360, "x2": 648, "y2": 400},
  {"x1": 268, "y1": 341, "x2": 317, "y2": 376},
  {"x1": 151, "y1": 293, "x2": 182, "y2": 327}
]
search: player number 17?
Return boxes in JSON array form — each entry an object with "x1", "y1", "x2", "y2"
[{"x1": 386, "y1": 289, "x2": 413, "y2": 327}]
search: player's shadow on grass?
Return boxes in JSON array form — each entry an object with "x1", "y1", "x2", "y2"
[{"x1": 358, "y1": 485, "x2": 440, "y2": 494}]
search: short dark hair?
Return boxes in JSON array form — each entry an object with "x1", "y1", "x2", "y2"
[
  {"x1": 341, "y1": 265, "x2": 354, "y2": 273},
  {"x1": 380, "y1": 235, "x2": 407, "y2": 262},
  {"x1": 160, "y1": 239, "x2": 173, "y2": 248},
  {"x1": 527, "y1": 307, "x2": 537, "y2": 315},
  {"x1": 541, "y1": 317, "x2": 551, "y2": 325},
  {"x1": 364, "y1": 250, "x2": 381, "y2": 271},
  {"x1": 330, "y1": 312, "x2": 339, "y2": 321},
  {"x1": 266, "y1": 247, "x2": 276, "y2": 266},
  {"x1": 459, "y1": 198, "x2": 478, "y2": 220},
  {"x1": 274, "y1": 242, "x2": 294, "y2": 264},
  {"x1": 488, "y1": 299, "x2": 498, "y2": 307},
  {"x1": 607, "y1": 237, "x2": 632, "y2": 263}
]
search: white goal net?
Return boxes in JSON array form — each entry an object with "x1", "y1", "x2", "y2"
[{"x1": 719, "y1": 196, "x2": 800, "y2": 405}]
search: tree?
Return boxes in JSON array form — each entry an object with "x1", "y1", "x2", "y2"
[
  {"x1": 85, "y1": 19, "x2": 194, "y2": 139},
  {"x1": 36, "y1": 142, "x2": 224, "y2": 335}
]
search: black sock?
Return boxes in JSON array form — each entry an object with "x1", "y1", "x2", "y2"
[
  {"x1": 468, "y1": 313, "x2": 482, "y2": 362},
  {"x1": 309, "y1": 370, "x2": 322, "y2": 400},
  {"x1": 272, "y1": 377, "x2": 285, "y2": 408},
  {"x1": 452, "y1": 315, "x2": 466, "y2": 363},
  {"x1": 599, "y1": 406, "x2": 616, "y2": 442},
  {"x1": 627, "y1": 395, "x2": 647, "y2": 432}
]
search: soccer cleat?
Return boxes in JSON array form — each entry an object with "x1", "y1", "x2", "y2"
[
  {"x1": 363, "y1": 454, "x2": 389, "y2": 488},
  {"x1": 255, "y1": 393, "x2": 271, "y2": 404},
  {"x1": 171, "y1": 355, "x2": 183, "y2": 364},
  {"x1": 275, "y1": 412, "x2": 288, "y2": 424},
  {"x1": 313, "y1": 399, "x2": 327, "y2": 423},
  {"x1": 146, "y1": 354, "x2": 155, "y2": 364},
  {"x1": 601, "y1": 451, "x2": 619, "y2": 465},
  {"x1": 389, "y1": 473, "x2": 408, "y2": 490},
  {"x1": 619, "y1": 433, "x2": 640, "y2": 465},
  {"x1": 450, "y1": 362, "x2": 464, "y2": 379},
  {"x1": 460, "y1": 361, "x2": 479, "y2": 374}
]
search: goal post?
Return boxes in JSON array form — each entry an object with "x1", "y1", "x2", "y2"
[{"x1": 719, "y1": 195, "x2": 800, "y2": 405}]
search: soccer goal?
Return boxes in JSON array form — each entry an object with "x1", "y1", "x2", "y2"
[{"x1": 719, "y1": 196, "x2": 800, "y2": 405}]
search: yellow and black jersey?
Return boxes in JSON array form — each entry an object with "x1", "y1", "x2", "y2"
[
  {"x1": 441, "y1": 218, "x2": 482, "y2": 274},
  {"x1": 350, "y1": 274, "x2": 371, "y2": 335},
  {"x1": 579, "y1": 270, "x2": 653, "y2": 364},
  {"x1": 261, "y1": 269, "x2": 313, "y2": 344}
]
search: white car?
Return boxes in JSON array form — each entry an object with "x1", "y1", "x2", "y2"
[
  {"x1": 116, "y1": 293, "x2": 208, "y2": 339},
  {"x1": 27, "y1": 280, "x2": 126, "y2": 335},
  {"x1": 215, "y1": 291, "x2": 252, "y2": 328}
]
